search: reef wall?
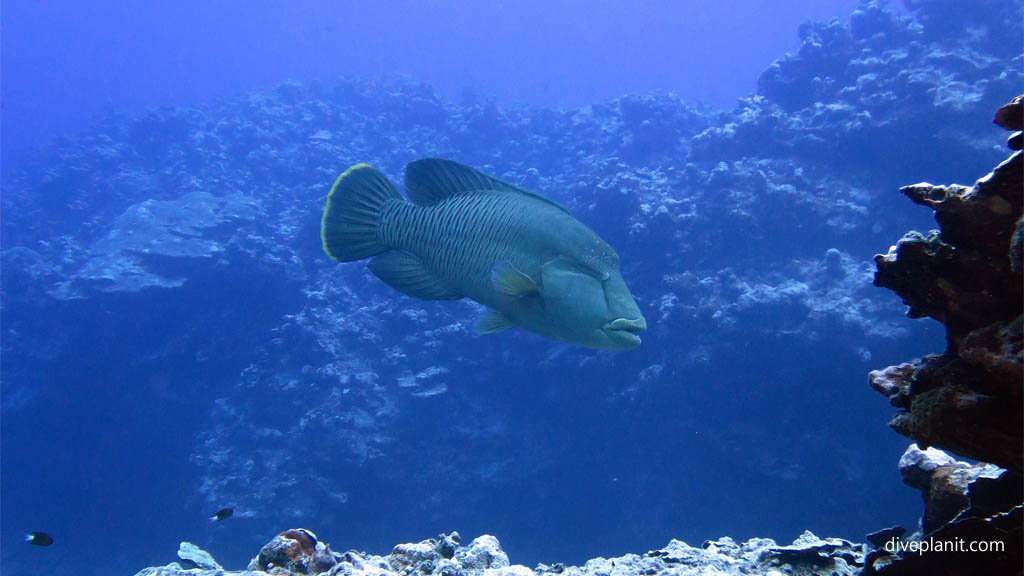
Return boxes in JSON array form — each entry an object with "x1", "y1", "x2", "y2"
[{"x1": 867, "y1": 95, "x2": 1023, "y2": 574}]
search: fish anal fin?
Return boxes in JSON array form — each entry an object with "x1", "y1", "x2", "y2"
[
  {"x1": 369, "y1": 251, "x2": 461, "y2": 301},
  {"x1": 475, "y1": 310, "x2": 516, "y2": 334},
  {"x1": 491, "y1": 261, "x2": 539, "y2": 297}
]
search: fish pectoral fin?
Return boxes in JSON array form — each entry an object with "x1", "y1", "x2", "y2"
[
  {"x1": 474, "y1": 310, "x2": 516, "y2": 334},
  {"x1": 369, "y1": 251, "x2": 462, "y2": 301},
  {"x1": 491, "y1": 261, "x2": 540, "y2": 297}
]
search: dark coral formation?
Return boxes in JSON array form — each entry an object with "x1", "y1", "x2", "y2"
[
  {"x1": 248, "y1": 528, "x2": 338, "y2": 574},
  {"x1": 868, "y1": 95, "x2": 1024, "y2": 574},
  {"x1": 866, "y1": 460, "x2": 1023, "y2": 576},
  {"x1": 871, "y1": 95, "x2": 1023, "y2": 471},
  {"x1": 995, "y1": 94, "x2": 1024, "y2": 150},
  {"x1": 896, "y1": 443, "x2": 1011, "y2": 535}
]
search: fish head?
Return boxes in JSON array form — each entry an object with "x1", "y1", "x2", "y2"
[{"x1": 540, "y1": 258, "x2": 646, "y2": 350}]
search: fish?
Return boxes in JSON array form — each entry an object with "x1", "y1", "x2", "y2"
[
  {"x1": 210, "y1": 507, "x2": 233, "y2": 521},
  {"x1": 320, "y1": 158, "x2": 646, "y2": 350},
  {"x1": 25, "y1": 532, "x2": 53, "y2": 546}
]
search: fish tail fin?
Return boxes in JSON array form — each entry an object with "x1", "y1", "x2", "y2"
[{"x1": 321, "y1": 163, "x2": 401, "y2": 262}]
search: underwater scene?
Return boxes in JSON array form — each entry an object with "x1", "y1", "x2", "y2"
[{"x1": 2, "y1": 1, "x2": 1022, "y2": 575}]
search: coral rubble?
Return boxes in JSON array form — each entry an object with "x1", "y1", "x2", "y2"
[
  {"x1": 134, "y1": 530, "x2": 864, "y2": 576},
  {"x1": 868, "y1": 95, "x2": 1024, "y2": 574}
]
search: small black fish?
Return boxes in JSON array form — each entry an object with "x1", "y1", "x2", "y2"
[
  {"x1": 210, "y1": 507, "x2": 233, "y2": 522},
  {"x1": 26, "y1": 532, "x2": 53, "y2": 547}
]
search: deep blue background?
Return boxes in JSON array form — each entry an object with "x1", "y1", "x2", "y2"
[{"x1": 1, "y1": 0, "x2": 865, "y2": 172}]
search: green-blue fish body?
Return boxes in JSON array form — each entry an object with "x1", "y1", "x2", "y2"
[{"x1": 321, "y1": 159, "x2": 645, "y2": 350}]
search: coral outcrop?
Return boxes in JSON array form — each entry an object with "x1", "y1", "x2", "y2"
[
  {"x1": 248, "y1": 529, "x2": 339, "y2": 574},
  {"x1": 867, "y1": 95, "x2": 1024, "y2": 574},
  {"x1": 870, "y1": 94, "x2": 1023, "y2": 470},
  {"x1": 134, "y1": 530, "x2": 864, "y2": 576},
  {"x1": 897, "y1": 444, "x2": 1009, "y2": 534},
  {"x1": 177, "y1": 542, "x2": 223, "y2": 571}
]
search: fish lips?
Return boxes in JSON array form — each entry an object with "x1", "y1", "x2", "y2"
[{"x1": 601, "y1": 317, "x2": 647, "y2": 349}]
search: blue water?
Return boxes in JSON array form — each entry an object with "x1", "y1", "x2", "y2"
[
  {"x1": 1, "y1": 0, "x2": 867, "y2": 171},
  {"x1": 2, "y1": 1, "x2": 1020, "y2": 575}
]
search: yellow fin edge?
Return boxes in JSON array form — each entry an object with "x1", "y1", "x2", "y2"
[{"x1": 320, "y1": 163, "x2": 374, "y2": 261}]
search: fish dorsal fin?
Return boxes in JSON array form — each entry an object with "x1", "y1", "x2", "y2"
[
  {"x1": 474, "y1": 310, "x2": 516, "y2": 334},
  {"x1": 491, "y1": 261, "x2": 540, "y2": 297},
  {"x1": 404, "y1": 158, "x2": 570, "y2": 214}
]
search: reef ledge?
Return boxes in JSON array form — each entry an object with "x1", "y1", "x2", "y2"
[{"x1": 134, "y1": 528, "x2": 866, "y2": 576}]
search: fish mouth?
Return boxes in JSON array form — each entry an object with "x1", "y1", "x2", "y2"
[{"x1": 602, "y1": 317, "x2": 647, "y2": 348}]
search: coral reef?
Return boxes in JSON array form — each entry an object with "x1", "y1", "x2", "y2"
[
  {"x1": 248, "y1": 529, "x2": 339, "y2": 574},
  {"x1": 870, "y1": 94, "x2": 1023, "y2": 471},
  {"x1": 897, "y1": 444, "x2": 1007, "y2": 534},
  {"x1": 135, "y1": 530, "x2": 864, "y2": 576},
  {"x1": 2, "y1": 3, "x2": 1022, "y2": 575},
  {"x1": 696, "y1": 0, "x2": 1022, "y2": 190},
  {"x1": 867, "y1": 95, "x2": 1024, "y2": 574},
  {"x1": 177, "y1": 542, "x2": 223, "y2": 571}
]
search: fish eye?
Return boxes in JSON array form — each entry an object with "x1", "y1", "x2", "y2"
[{"x1": 563, "y1": 260, "x2": 605, "y2": 281}]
